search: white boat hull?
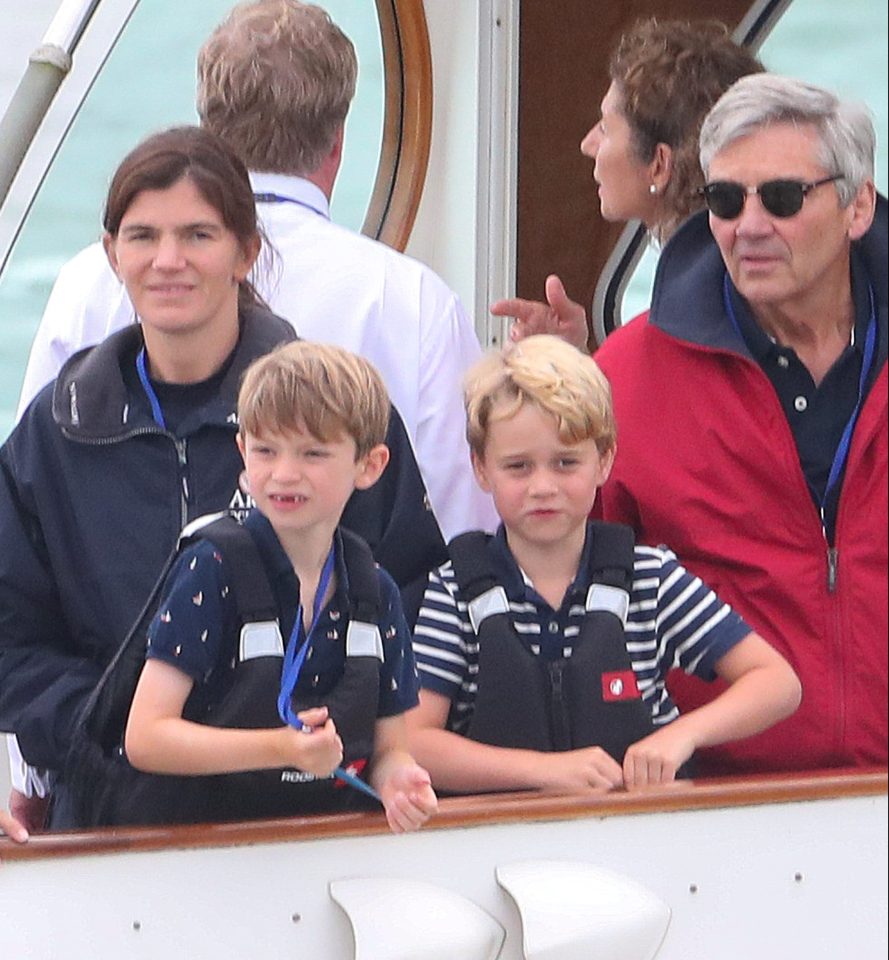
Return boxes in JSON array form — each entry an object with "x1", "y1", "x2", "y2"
[{"x1": 2, "y1": 771, "x2": 886, "y2": 959}]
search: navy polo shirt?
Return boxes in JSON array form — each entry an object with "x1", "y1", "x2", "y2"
[
  {"x1": 487, "y1": 524, "x2": 603, "y2": 660},
  {"x1": 728, "y1": 251, "x2": 879, "y2": 541},
  {"x1": 145, "y1": 510, "x2": 420, "y2": 718}
]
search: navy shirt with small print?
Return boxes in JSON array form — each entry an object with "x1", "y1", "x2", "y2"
[{"x1": 145, "y1": 510, "x2": 420, "y2": 720}]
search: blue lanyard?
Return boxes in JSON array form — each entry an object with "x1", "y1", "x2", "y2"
[
  {"x1": 136, "y1": 347, "x2": 167, "y2": 430},
  {"x1": 722, "y1": 272, "x2": 878, "y2": 520},
  {"x1": 276, "y1": 547, "x2": 381, "y2": 802},
  {"x1": 253, "y1": 192, "x2": 329, "y2": 219}
]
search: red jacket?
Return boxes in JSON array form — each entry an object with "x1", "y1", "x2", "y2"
[{"x1": 595, "y1": 202, "x2": 888, "y2": 775}]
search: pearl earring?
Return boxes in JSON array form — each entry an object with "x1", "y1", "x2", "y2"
[{"x1": 649, "y1": 184, "x2": 658, "y2": 195}]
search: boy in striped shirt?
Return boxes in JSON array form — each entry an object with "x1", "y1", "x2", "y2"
[{"x1": 407, "y1": 336, "x2": 800, "y2": 793}]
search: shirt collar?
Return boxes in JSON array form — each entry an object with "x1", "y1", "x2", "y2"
[
  {"x1": 244, "y1": 510, "x2": 348, "y2": 602},
  {"x1": 248, "y1": 171, "x2": 331, "y2": 220},
  {"x1": 488, "y1": 523, "x2": 595, "y2": 607},
  {"x1": 728, "y1": 250, "x2": 873, "y2": 363}
]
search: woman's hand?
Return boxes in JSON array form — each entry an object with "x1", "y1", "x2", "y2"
[{"x1": 491, "y1": 275, "x2": 590, "y2": 352}]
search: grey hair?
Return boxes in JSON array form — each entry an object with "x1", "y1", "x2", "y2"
[{"x1": 699, "y1": 74, "x2": 875, "y2": 207}]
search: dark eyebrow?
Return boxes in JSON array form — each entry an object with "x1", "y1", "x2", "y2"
[{"x1": 119, "y1": 221, "x2": 223, "y2": 234}]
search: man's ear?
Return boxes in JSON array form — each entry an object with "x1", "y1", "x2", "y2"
[
  {"x1": 471, "y1": 449, "x2": 492, "y2": 493},
  {"x1": 847, "y1": 180, "x2": 877, "y2": 241},
  {"x1": 103, "y1": 233, "x2": 121, "y2": 279},
  {"x1": 354, "y1": 443, "x2": 390, "y2": 490}
]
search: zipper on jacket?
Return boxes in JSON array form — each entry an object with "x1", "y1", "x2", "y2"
[
  {"x1": 827, "y1": 546, "x2": 839, "y2": 593},
  {"x1": 176, "y1": 438, "x2": 189, "y2": 529},
  {"x1": 547, "y1": 660, "x2": 571, "y2": 751},
  {"x1": 820, "y1": 506, "x2": 839, "y2": 594}
]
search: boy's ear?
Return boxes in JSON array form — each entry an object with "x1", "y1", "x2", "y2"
[
  {"x1": 470, "y1": 450, "x2": 492, "y2": 492},
  {"x1": 599, "y1": 444, "x2": 616, "y2": 485},
  {"x1": 354, "y1": 444, "x2": 390, "y2": 490},
  {"x1": 236, "y1": 432, "x2": 247, "y2": 463}
]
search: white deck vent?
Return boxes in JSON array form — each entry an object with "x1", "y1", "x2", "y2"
[
  {"x1": 330, "y1": 877, "x2": 505, "y2": 960},
  {"x1": 496, "y1": 859, "x2": 671, "y2": 959}
]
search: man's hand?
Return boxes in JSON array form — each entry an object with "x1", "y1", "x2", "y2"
[{"x1": 491, "y1": 274, "x2": 589, "y2": 352}]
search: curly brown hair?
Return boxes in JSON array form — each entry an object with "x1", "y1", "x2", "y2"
[{"x1": 611, "y1": 18, "x2": 764, "y2": 242}]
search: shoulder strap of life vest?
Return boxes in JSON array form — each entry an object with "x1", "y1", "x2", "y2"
[
  {"x1": 447, "y1": 530, "x2": 511, "y2": 632},
  {"x1": 338, "y1": 527, "x2": 381, "y2": 626},
  {"x1": 192, "y1": 514, "x2": 279, "y2": 624},
  {"x1": 585, "y1": 520, "x2": 635, "y2": 588},
  {"x1": 582, "y1": 520, "x2": 635, "y2": 624}
]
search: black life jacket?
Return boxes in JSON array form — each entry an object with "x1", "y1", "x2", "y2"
[
  {"x1": 64, "y1": 514, "x2": 382, "y2": 827},
  {"x1": 447, "y1": 523, "x2": 655, "y2": 763}
]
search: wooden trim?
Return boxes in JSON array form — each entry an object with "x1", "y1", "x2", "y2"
[
  {"x1": 515, "y1": 0, "x2": 765, "y2": 347},
  {"x1": 362, "y1": 0, "x2": 433, "y2": 250},
  {"x1": 2, "y1": 767, "x2": 884, "y2": 863}
]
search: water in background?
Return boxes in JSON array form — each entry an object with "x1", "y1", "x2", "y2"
[
  {"x1": 0, "y1": 0, "x2": 887, "y2": 439},
  {"x1": 0, "y1": 0, "x2": 383, "y2": 437}
]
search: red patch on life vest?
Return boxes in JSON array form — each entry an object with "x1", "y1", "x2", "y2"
[
  {"x1": 602, "y1": 670, "x2": 640, "y2": 702},
  {"x1": 334, "y1": 757, "x2": 369, "y2": 787}
]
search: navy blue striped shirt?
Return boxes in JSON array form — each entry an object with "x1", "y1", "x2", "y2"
[{"x1": 412, "y1": 525, "x2": 751, "y2": 734}]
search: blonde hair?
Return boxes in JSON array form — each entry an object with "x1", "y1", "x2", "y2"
[
  {"x1": 238, "y1": 341, "x2": 389, "y2": 456},
  {"x1": 197, "y1": 0, "x2": 357, "y2": 175},
  {"x1": 465, "y1": 336, "x2": 616, "y2": 457}
]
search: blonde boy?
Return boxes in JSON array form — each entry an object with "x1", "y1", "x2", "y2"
[
  {"x1": 126, "y1": 341, "x2": 437, "y2": 831},
  {"x1": 408, "y1": 335, "x2": 800, "y2": 793}
]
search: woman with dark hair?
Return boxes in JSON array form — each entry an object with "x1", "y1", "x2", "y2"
[
  {"x1": 0, "y1": 126, "x2": 444, "y2": 830},
  {"x1": 493, "y1": 18, "x2": 763, "y2": 343}
]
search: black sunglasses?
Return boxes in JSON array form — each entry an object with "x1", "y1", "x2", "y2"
[{"x1": 699, "y1": 175, "x2": 844, "y2": 220}]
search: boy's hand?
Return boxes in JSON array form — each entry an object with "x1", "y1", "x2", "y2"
[
  {"x1": 623, "y1": 727, "x2": 695, "y2": 788},
  {"x1": 537, "y1": 747, "x2": 624, "y2": 792},
  {"x1": 378, "y1": 761, "x2": 438, "y2": 834},
  {"x1": 280, "y1": 706, "x2": 343, "y2": 777}
]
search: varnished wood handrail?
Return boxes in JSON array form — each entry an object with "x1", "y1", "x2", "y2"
[
  {"x1": 362, "y1": 0, "x2": 432, "y2": 250},
  {"x1": 2, "y1": 767, "x2": 885, "y2": 864}
]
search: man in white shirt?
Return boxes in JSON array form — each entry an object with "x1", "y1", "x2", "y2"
[{"x1": 11, "y1": 0, "x2": 496, "y2": 832}]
